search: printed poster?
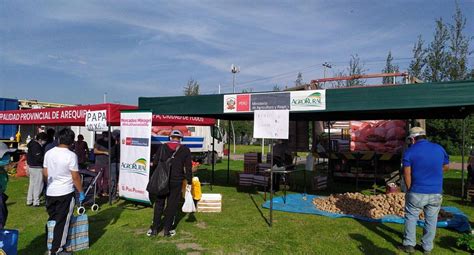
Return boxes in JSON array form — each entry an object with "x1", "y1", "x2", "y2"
[{"x1": 119, "y1": 111, "x2": 152, "y2": 204}]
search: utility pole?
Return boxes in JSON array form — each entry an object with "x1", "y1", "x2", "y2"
[
  {"x1": 322, "y1": 62, "x2": 332, "y2": 79},
  {"x1": 230, "y1": 65, "x2": 239, "y2": 154}
]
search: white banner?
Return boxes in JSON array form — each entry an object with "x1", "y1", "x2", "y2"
[
  {"x1": 290, "y1": 90, "x2": 326, "y2": 111},
  {"x1": 85, "y1": 110, "x2": 108, "y2": 131},
  {"x1": 118, "y1": 111, "x2": 152, "y2": 204},
  {"x1": 253, "y1": 110, "x2": 289, "y2": 139}
]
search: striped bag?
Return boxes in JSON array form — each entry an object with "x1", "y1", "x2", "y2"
[{"x1": 47, "y1": 214, "x2": 89, "y2": 252}]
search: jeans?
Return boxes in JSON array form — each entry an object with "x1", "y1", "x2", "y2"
[{"x1": 403, "y1": 192, "x2": 442, "y2": 251}]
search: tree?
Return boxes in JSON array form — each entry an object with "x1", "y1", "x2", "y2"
[
  {"x1": 346, "y1": 54, "x2": 366, "y2": 87},
  {"x1": 423, "y1": 18, "x2": 450, "y2": 82},
  {"x1": 328, "y1": 70, "x2": 347, "y2": 88},
  {"x1": 183, "y1": 78, "x2": 200, "y2": 96},
  {"x1": 295, "y1": 72, "x2": 303, "y2": 86},
  {"x1": 415, "y1": 4, "x2": 474, "y2": 155},
  {"x1": 447, "y1": 3, "x2": 471, "y2": 80},
  {"x1": 382, "y1": 51, "x2": 400, "y2": 84},
  {"x1": 408, "y1": 35, "x2": 426, "y2": 80},
  {"x1": 272, "y1": 84, "x2": 281, "y2": 91}
]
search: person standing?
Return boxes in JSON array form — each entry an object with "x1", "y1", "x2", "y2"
[
  {"x1": 398, "y1": 127, "x2": 449, "y2": 254},
  {"x1": 147, "y1": 130, "x2": 192, "y2": 237},
  {"x1": 94, "y1": 131, "x2": 110, "y2": 197},
  {"x1": 73, "y1": 134, "x2": 89, "y2": 169},
  {"x1": 43, "y1": 128, "x2": 84, "y2": 255},
  {"x1": 44, "y1": 128, "x2": 58, "y2": 153},
  {"x1": 110, "y1": 130, "x2": 121, "y2": 199},
  {"x1": 26, "y1": 132, "x2": 48, "y2": 206},
  {"x1": 0, "y1": 143, "x2": 16, "y2": 229}
]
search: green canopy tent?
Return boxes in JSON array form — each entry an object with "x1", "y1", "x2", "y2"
[{"x1": 139, "y1": 80, "x2": 474, "y2": 224}]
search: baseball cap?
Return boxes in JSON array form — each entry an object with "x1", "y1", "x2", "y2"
[
  {"x1": 0, "y1": 142, "x2": 16, "y2": 158},
  {"x1": 169, "y1": 130, "x2": 183, "y2": 138},
  {"x1": 408, "y1": 127, "x2": 426, "y2": 138}
]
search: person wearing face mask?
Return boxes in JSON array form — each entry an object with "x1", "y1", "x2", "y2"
[
  {"x1": 147, "y1": 130, "x2": 192, "y2": 238},
  {"x1": 0, "y1": 142, "x2": 16, "y2": 228},
  {"x1": 26, "y1": 132, "x2": 48, "y2": 207}
]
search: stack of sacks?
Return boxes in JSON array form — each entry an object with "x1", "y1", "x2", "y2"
[{"x1": 350, "y1": 120, "x2": 406, "y2": 153}]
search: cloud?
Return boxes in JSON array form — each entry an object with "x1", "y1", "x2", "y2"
[{"x1": 1, "y1": 0, "x2": 473, "y2": 103}]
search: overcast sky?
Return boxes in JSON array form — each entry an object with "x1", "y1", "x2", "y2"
[{"x1": 1, "y1": 0, "x2": 473, "y2": 105}]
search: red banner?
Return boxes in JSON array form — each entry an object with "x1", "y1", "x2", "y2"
[{"x1": 0, "y1": 103, "x2": 215, "y2": 126}]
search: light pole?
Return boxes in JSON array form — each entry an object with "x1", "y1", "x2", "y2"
[
  {"x1": 230, "y1": 64, "x2": 240, "y2": 154},
  {"x1": 322, "y1": 62, "x2": 332, "y2": 79},
  {"x1": 231, "y1": 64, "x2": 240, "y2": 93}
]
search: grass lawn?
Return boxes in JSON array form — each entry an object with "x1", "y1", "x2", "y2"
[
  {"x1": 232, "y1": 144, "x2": 269, "y2": 155},
  {"x1": 450, "y1": 155, "x2": 470, "y2": 164},
  {"x1": 7, "y1": 161, "x2": 473, "y2": 254},
  {"x1": 231, "y1": 144, "x2": 308, "y2": 157}
]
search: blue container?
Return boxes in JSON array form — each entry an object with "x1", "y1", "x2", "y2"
[
  {"x1": 0, "y1": 229, "x2": 19, "y2": 255},
  {"x1": 0, "y1": 98, "x2": 19, "y2": 140}
]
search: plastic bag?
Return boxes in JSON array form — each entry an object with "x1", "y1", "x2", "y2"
[{"x1": 182, "y1": 185, "x2": 196, "y2": 213}]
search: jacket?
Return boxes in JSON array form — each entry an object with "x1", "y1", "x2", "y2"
[
  {"x1": 27, "y1": 140, "x2": 45, "y2": 167},
  {"x1": 152, "y1": 144, "x2": 192, "y2": 184}
]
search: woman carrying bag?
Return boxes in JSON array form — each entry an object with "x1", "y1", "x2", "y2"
[{"x1": 147, "y1": 130, "x2": 192, "y2": 237}]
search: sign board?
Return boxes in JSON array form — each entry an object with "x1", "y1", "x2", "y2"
[
  {"x1": 290, "y1": 90, "x2": 326, "y2": 111},
  {"x1": 223, "y1": 90, "x2": 326, "y2": 113},
  {"x1": 85, "y1": 110, "x2": 108, "y2": 131},
  {"x1": 118, "y1": 111, "x2": 153, "y2": 204},
  {"x1": 251, "y1": 93, "x2": 290, "y2": 111},
  {"x1": 253, "y1": 110, "x2": 289, "y2": 139}
]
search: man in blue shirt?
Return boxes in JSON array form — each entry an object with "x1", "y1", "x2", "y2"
[{"x1": 399, "y1": 127, "x2": 449, "y2": 254}]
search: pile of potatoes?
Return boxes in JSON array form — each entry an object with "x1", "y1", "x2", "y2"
[{"x1": 313, "y1": 192, "x2": 453, "y2": 220}]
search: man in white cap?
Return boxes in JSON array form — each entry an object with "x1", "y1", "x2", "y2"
[
  {"x1": 398, "y1": 127, "x2": 449, "y2": 254},
  {"x1": 0, "y1": 142, "x2": 16, "y2": 228}
]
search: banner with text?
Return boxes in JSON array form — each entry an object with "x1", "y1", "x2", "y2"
[
  {"x1": 119, "y1": 111, "x2": 152, "y2": 204},
  {"x1": 223, "y1": 90, "x2": 326, "y2": 113},
  {"x1": 85, "y1": 110, "x2": 108, "y2": 131}
]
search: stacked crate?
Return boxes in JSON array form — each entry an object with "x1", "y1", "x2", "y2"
[
  {"x1": 244, "y1": 153, "x2": 261, "y2": 174},
  {"x1": 312, "y1": 176, "x2": 328, "y2": 191},
  {"x1": 197, "y1": 193, "x2": 222, "y2": 213}
]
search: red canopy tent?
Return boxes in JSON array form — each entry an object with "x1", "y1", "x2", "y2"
[
  {"x1": 0, "y1": 103, "x2": 216, "y2": 205},
  {"x1": 0, "y1": 103, "x2": 215, "y2": 126}
]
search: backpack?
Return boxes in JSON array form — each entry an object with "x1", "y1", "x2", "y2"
[{"x1": 146, "y1": 145, "x2": 180, "y2": 201}]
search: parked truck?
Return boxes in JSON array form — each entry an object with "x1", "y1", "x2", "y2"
[{"x1": 151, "y1": 125, "x2": 224, "y2": 163}]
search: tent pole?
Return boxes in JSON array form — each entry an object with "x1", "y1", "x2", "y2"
[
  {"x1": 211, "y1": 125, "x2": 215, "y2": 191},
  {"x1": 462, "y1": 118, "x2": 466, "y2": 200},
  {"x1": 327, "y1": 121, "x2": 332, "y2": 179},
  {"x1": 269, "y1": 139, "x2": 274, "y2": 228},
  {"x1": 227, "y1": 120, "x2": 231, "y2": 184},
  {"x1": 108, "y1": 126, "x2": 112, "y2": 205}
]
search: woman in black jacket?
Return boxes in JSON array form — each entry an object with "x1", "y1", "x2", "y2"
[{"x1": 147, "y1": 130, "x2": 192, "y2": 237}]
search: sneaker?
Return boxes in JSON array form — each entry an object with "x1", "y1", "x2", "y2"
[
  {"x1": 164, "y1": 229, "x2": 176, "y2": 238},
  {"x1": 146, "y1": 228, "x2": 158, "y2": 237},
  {"x1": 397, "y1": 245, "x2": 415, "y2": 253}
]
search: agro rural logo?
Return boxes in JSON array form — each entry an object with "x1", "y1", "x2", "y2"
[
  {"x1": 121, "y1": 158, "x2": 147, "y2": 175},
  {"x1": 292, "y1": 92, "x2": 322, "y2": 107}
]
